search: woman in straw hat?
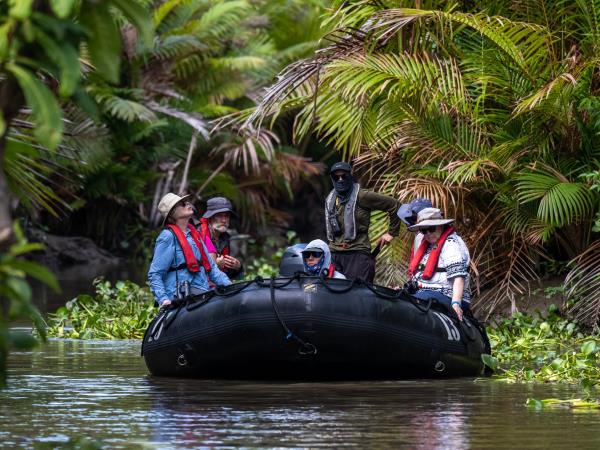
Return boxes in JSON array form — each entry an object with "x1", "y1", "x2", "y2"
[
  {"x1": 147, "y1": 193, "x2": 231, "y2": 307},
  {"x1": 407, "y1": 208, "x2": 471, "y2": 321}
]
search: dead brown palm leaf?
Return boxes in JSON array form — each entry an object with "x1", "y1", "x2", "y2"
[{"x1": 563, "y1": 239, "x2": 600, "y2": 329}]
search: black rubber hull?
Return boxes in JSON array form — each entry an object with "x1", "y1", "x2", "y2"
[{"x1": 142, "y1": 277, "x2": 489, "y2": 379}]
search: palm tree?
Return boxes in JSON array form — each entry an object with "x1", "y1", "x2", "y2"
[{"x1": 249, "y1": 0, "x2": 600, "y2": 323}]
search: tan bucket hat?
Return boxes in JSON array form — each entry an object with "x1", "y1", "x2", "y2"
[
  {"x1": 158, "y1": 192, "x2": 191, "y2": 225},
  {"x1": 407, "y1": 207, "x2": 454, "y2": 232}
]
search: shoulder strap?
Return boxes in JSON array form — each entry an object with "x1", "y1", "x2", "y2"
[{"x1": 408, "y1": 227, "x2": 455, "y2": 279}]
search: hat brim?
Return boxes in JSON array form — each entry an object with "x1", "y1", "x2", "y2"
[
  {"x1": 301, "y1": 247, "x2": 324, "y2": 254},
  {"x1": 397, "y1": 203, "x2": 411, "y2": 218},
  {"x1": 407, "y1": 218, "x2": 454, "y2": 232},
  {"x1": 202, "y1": 207, "x2": 236, "y2": 219},
  {"x1": 162, "y1": 194, "x2": 191, "y2": 226}
]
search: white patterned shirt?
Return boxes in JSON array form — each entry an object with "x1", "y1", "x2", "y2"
[{"x1": 411, "y1": 232, "x2": 471, "y2": 303}]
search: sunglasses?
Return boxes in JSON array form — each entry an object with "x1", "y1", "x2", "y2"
[
  {"x1": 331, "y1": 173, "x2": 348, "y2": 181},
  {"x1": 303, "y1": 251, "x2": 324, "y2": 258},
  {"x1": 420, "y1": 226, "x2": 438, "y2": 234}
]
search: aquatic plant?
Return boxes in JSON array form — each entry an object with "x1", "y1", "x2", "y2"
[
  {"x1": 46, "y1": 279, "x2": 155, "y2": 340},
  {"x1": 525, "y1": 397, "x2": 600, "y2": 410},
  {"x1": 484, "y1": 306, "x2": 600, "y2": 386}
]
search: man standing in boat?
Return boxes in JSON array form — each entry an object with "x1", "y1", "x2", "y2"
[
  {"x1": 325, "y1": 161, "x2": 401, "y2": 283},
  {"x1": 198, "y1": 196, "x2": 243, "y2": 280},
  {"x1": 148, "y1": 193, "x2": 231, "y2": 307}
]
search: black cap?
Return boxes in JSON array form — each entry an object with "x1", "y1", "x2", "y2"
[{"x1": 329, "y1": 161, "x2": 352, "y2": 174}]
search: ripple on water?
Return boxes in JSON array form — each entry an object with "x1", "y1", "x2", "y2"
[{"x1": 1, "y1": 340, "x2": 600, "y2": 449}]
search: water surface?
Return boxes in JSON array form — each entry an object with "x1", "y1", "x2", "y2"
[{"x1": 1, "y1": 340, "x2": 599, "y2": 449}]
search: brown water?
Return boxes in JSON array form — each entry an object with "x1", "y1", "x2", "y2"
[{"x1": 1, "y1": 339, "x2": 600, "y2": 449}]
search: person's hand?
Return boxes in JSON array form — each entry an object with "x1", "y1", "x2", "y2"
[
  {"x1": 452, "y1": 302, "x2": 463, "y2": 321},
  {"x1": 223, "y1": 255, "x2": 241, "y2": 270},
  {"x1": 216, "y1": 255, "x2": 227, "y2": 269},
  {"x1": 161, "y1": 299, "x2": 172, "y2": 307},
  {"x1": 377, "y1": 233, "x2": 394, "y2": 247}
]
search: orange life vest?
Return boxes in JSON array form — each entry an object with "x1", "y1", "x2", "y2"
[
  {"x1": 408, "y1": 227, "x2": 455, "y2": 280},
  {"x1": 167, "y1": 223, "x2": 212, "y2": 272}
]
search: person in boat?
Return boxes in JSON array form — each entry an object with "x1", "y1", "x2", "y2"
[
  {"x1": 301, "y1": 239, "x2": 346, "y2": 279},
  {"x1": 325, "y1": 161, "x2": 401, "y2": 283},
  {"x1": 148, "y1": 193, "x2": 231, "y2": 307},
  {"x1": 407, "y1": 208, "x2": 471, "y2": 321},
  {"x1": 197, "y1": 196, "x2": 243, "y2": 280},
  {"x1": 397, "y1": 198, "x2": 433, "y2": 227}
]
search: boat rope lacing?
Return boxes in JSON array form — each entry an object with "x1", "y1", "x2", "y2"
[
  {"x1": 268, "y1": 275, "x2": 317, "y2": 356},
  {"x1": 153, "y1": 273, "x2": 486, "y2": 348}
]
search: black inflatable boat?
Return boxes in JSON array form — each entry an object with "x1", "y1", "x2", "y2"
[{"x1": 142, "y1": 274, "x2": 490, "y2": 379}]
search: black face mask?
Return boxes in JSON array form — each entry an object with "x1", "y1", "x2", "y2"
[{"x1": 331, "y1": 173, "x2": 353, "y2": 195}]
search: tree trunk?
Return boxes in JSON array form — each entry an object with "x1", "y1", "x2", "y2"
[
  {"x1": 179, "y1": 131, "x2": 198, "y2": 195},
  {"x1": 0, "y1": 77, "x2": 25, "y2": 250}
]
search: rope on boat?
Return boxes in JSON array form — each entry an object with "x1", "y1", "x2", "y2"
[
  {"x1": 161, "y1": 274, "x2": 487, "y2": 343},
  {"x1": 268, "y1": 275, "x2": 317, "y2": 356}
]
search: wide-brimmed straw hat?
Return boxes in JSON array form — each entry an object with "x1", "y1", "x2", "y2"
[
  {"x1": 202, "y1": 197, "x2": 235, "y2": 219},
  {"x1": 158, "y1": 192, "x2": 191, "y2": 225},
  {"x1": 407, "y1": 207, "x2": 454, "y2": 232}
]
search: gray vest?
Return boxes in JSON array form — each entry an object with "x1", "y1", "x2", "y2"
[{"x1": 325, "y1": 183, "x2": 360, "y2": 242}]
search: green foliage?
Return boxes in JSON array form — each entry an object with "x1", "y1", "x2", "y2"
[
  {"x1": 525, "y1": 397, "x2": 600, "y2": 410},
  {"x1": 35, "y1": 435, "x2": 104, "y2": 449},
  {"x1": 244, "y1": 230, "x2": 298, "y2": 279},
  {"x1": 46, "y1": 279, "x2": 155, "y2": 340},
  {"x1": 0, "y1": 222, "x2": 59, "y2": 387},
  {"x1": 484, "y1": 307, "x2": 600, "y2": 386},
  {"x1": 250, "y1": 0, "x2": 600, "y2": 318}
]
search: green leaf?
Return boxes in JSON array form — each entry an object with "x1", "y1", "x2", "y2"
[
  {"x1": 80, "y1": 1, "x2": 122, "y2": 84},
  {"x1": 5, "y1": 63, "x2": 63, "y2": 150},
  {"x1": 526, "y1": 398, "x2": 543, "y2": 410},
  {"x1": 9, "y1": 260, "x2": 60, "y2": 293},
  {"x1": 581, "y1": 341, "x2": 597, "y2": 355},
  {"x1": 9, "y1": 0, "x2": 34, "y2": 20},
  {"x1": 49, "y1": 0, "x2": 77, "y2": 19},
  {"x1": 481, "y1": 353, "x2": 498, "y2": 371},
  {"x1": 33, "y1": 26, "x2": 80, "y2": 96},
  {"x1": 71, "y1": 87, "x2": 100, "y2": 122},
  {"x1": 0, "y1": 21, "x2": 13, "y2": 61},
  {"x1": 8, "y1": 331, "x2": 39, "y2": 350},
  {"x1": 7, "y1": 277, "x2": 32, "y2": 303},
  {"x1": 110, "y1": 0, "x2": 153, "y2": 46},
  {"x1": 0, "y1": 111, "x2": 5, "y2": 137}
]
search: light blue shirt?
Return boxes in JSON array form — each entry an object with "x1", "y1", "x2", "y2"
[{"x1": 148, "y1": 228, "x2": 231, "y2": 305}]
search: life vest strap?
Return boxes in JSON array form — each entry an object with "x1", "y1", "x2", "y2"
[{"x1": 416, "y1": 264, "x2": 446, "y2": 272}]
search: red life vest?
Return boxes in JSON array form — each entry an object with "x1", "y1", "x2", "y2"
[
  {"x1": 408, "y1": 227, "x2": 455, "y2": 280},
  {"x1": 326, "y1": 263, "x2": 335, "y2": 278},
  {"x1": 199, "y1": 218, "x2": 230, "y2": 256},
  {"x1": 167, "y1": 223, "x2": 212, "y2": 272}
]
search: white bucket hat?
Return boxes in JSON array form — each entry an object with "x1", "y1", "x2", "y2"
[
  {"x1": 407, "y1": 207, "x2": 454, "y2": 232},
  {"x1": 158, "y1": 192, "x2": 191, "y2": 225}
]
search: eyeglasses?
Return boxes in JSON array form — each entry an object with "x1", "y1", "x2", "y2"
[
  {"x1": 420, "y1": 226, "x2": 438, "y2": 234},
  {"x1": 331, "y1": 173, "x2": 348, "y2": 181},
  {"x1": 303, "y1": 251, "x2": 323, "y2": 259}
]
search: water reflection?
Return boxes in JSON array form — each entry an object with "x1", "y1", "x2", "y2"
[{"x1": 1, "y1": 340, "x2": 600, "y2": 449}]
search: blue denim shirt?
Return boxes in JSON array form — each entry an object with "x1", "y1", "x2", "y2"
[{"x1": 148, "y1": 228, "x2": 231, "y2": 305}]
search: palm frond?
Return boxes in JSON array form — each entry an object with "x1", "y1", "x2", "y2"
[{"x1": 564, "y1": 239, "x2": 600, "y2": 329}]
